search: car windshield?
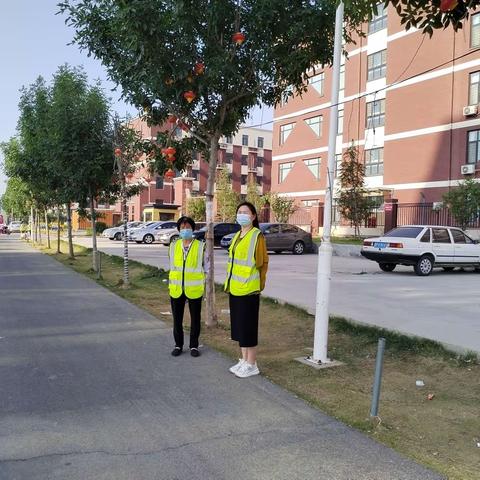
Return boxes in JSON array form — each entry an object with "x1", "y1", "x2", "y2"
[{"x1": 384, "y1": 227, "x2": 424, "y2": 238}]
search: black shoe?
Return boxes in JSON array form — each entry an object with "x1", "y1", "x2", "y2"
[
  {"x1": 190, "y1": 348, "x2": 201, "y2": 357},
  {"x1": 171, "y1": 347, "x2": 183, "y2": 357}
]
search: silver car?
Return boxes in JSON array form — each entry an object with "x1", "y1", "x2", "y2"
[
  {"x1": 103, "y1": 221, "x2": 145, "y2": 241},
  {"x1": 129, "y1": 221, "x2": 178, "y2": 244}
]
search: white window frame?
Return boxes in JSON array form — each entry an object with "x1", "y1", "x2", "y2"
[
  {"x1": 279, "y1": 162, "x2": 294, "y2": 183},
  {"x1": 305, "y1": 115, "x2": 323, "y2": 137},
  {"x1": 367, "y1": 50, "x2": 387, "y2": 81},
  {"x1": 279, "y1": 122, "x2": 295, "y2": 145},
  {"x1": 471, "y1": 13, "x2": 480, "y2": 48},
  {"x1": 467, "y1": 129, "x2": 480, "y2": 164},
  {"x1": 365, "y1": 148, "x2": 384, "y2": 176},
  {"x1": 469, "y1": 71, "x2": 480, "y2": 106},
  {"x1": 304, "y1": 157, "x2": 321, "y2": 179},
  {"x1": 309, "y1": 72, "x2": 325, "y2": 95},
  {"x1": 366, "y1": 99, "x2": 385, "y2": 129},
  {"x1": 369, "y1": 4, "x2": 387, "y2": 34}
]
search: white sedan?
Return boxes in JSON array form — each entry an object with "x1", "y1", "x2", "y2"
[{"x1": 361, "y1": 225, "x2": 480, "y2": 276}]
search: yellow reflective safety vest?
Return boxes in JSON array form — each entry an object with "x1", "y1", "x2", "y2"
[
  {"x1": 168, "y1": 239, "x2": 205, "y2": 299},
  {"x1": 224, "y1": 227, "x2": 261, "y2": 296}
]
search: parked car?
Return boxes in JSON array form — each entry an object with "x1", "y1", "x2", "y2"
[
  {"x1": 361, "y1": 225, "x2": 480, "y2": 276},
  {"x1": 103, "y1": 221, "x2": 145, "y2": 241},
  {"x1": 220, "y1": 223, "x2": 313, "y2": 255},
  {"x1": 193, "y1": 223, "x2": 241, "y2": 246},
  {"x1": 157, "y1": 221, "x2": 207, "y2": 246},
  {"x1": 129, "y1": 221, "x2": 178, "y2": 244},
  {"x1": 7, "y1": 221, "x2": 23, "y2": 233}
]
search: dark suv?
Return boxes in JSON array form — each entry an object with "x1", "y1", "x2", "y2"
[{"x1": 193, "y1": 223, "x2": 241, "y2": 246}]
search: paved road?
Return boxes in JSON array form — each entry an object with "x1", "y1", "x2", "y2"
[
  {"x1": 0, "y1": 236, "x2": 443, "y2": 480},
  {"x1": 73, "y1": 236, "x2": 480, "y2": 353}
]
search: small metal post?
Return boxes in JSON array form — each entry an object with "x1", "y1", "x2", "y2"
[{"x1": 370, "y1": 337, "x2": 386, "y2": 418}]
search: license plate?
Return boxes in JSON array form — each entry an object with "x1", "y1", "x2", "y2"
[{"x1": 374, "y1": 242, "x2": 387, "y2": 249}]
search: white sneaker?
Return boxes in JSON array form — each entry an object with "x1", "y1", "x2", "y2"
[
  {"x1": 235, "y1": 362, "x2": 260, "y2": 378},
  {"x1": 229, "y1": 359, "x2": 245, "y2": 374}
]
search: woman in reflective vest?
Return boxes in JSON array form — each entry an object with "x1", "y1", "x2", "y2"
[
  {"x1": 224, "y1": 202, "x2": 269, "y2": 378},
  {"x1": 169, "y1": 216, "x2": 206, "y2": 358}
]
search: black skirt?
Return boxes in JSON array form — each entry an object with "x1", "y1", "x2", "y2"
[{"x1": 229, "y1": 293, "x2": 260, "y2": 348}]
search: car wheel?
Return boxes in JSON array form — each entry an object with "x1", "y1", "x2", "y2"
[
  {"x1": 442, "y1": 267, "x2": 455, "y2": 272},
  {"x1": 143, "y1": 234, "x2": 154, "y2": 244},
  {"x1": 274, "y1": 250, "x2": 282, "y2": 254},
  {"x1": 114, "y1": 232, "x2": 122, "y2": 241},
  {"x1": 292, "y1": 241, "x2": 305, "y2": 255},
  {"x1": 414, "y1": 255, "x2": 434, "y2": 276},
  {"x1": 170, "y1": 235, "x2": 179, "y2": 244},
  {"x1": 379, "y1": 263, "x2": 396, "y2": 272}
]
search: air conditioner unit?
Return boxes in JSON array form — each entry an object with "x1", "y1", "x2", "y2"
[
  {"x1": 461, "y1": 164, "x2": 476, "y2": 175},
  {"x1": 463, "y1": 105, "x2": 478, "y2": 116}
]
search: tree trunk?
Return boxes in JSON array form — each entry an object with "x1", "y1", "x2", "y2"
[
  {"x1": 66, "y1": 202, "x2": 74, "y2": 259},
  {"x1": 45, "y1": 210, "x2": 51, "y2": 249},
  {"x1": 205, "y1": 134, "x2": 220, "y2": 327},
  {"x1": 57, "y1": 207, "x2": 61, "y2": 253},
  {"x1": 90, "y1": 190, "x2": 98, "y2": 272},
  {"x1": 37, "y1": 210, "x2": 42, "y2": 244},
  {"x1": 30, "y1": 205, "x2": 34, "y2": 242},
  {"x1": 122, "y1": 191, "x2": 129, "y2": 287}
]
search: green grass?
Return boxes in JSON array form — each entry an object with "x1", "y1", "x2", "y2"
[
  {"x1": 35, "y1": 239, "x2": 480, "y2": 480},
  {"x1": 313, "y1": 236, "x2": 364, "y2": 245}
]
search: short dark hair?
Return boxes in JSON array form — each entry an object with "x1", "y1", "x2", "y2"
[
  {"x1": 176, "y1": 216, "x2": 196, "y2": 231},
  {"x1": 236, "y1": 201, "x2": 260, "y2": 228}
]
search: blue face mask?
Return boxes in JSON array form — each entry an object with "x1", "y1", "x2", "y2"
[
  {"x1": 179, "y1": 228, "x2": 193, "y2": 240},
  {"x1": 236, "y1": 213, "x2": 252, "y2": 226}
]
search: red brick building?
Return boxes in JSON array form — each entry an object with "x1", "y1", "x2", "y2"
[
  {"x1": 119, "y1": 120, "x2": 272, "y2": 222},
  {"x1": 272, "y1": 6, "x2": 480, "y2": 224}
]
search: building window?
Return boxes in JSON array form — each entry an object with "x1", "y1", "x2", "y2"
[
  {"x1": 256, "y1": 175, "x2": 262, "y2": 185},
  {"x1": 365, "y1": 148, "x2": 384, "y2": 176},
  {"x1": 304, "y1": 158, "x2": 321, "y2": 179},
  {"x1": 309, "y1": 72, "x2": 325, "y2": 95},
  {"x1": 257, "y1": 136, "x2": 264, "y2": 148},
  {"x1": 242, "y1": 134, "x2": 249, "y2": 146},
  {"x1": 366, "y1": 99, "x2": 385, "y2": 129},
  {"x1": 241, "y1": 174, "x2": 247, "y2": 185},
  {"x1": 471, "y1": 13, "x2": 480, "y2": 48},
  {"x1": 256, "y1": 156, "x2": 264, "y2": 167},
  {"x1": 469, "y1": 72, "x2": 480, "y2": 105},
  {"x1": 279, "y1": 162, "x2": 294, "y2": 183},
  {"x1": 305, "y1": 115, "x2": 323, "y2": 137},
  {"x1": 225, "y1": 152, "x2": 233, "y2": 164},
  {"x1": 467, "y1": 129, "x2": 480, "y2": 164},
  {"x1": 279, "y1": 123, "x2": 295, "y2": 145},
  {"x1": 226, "y1": 135, "x2": 233, "y2": 144},
  {"x1": 335, "y1": 154, "x2": 343, "y2": 178},
  {"x1": 340, "y1": 64, "x2": 345, "y2": 92},
  {"x1": 367, "y1": 50, "x2": 387, "y2": 81},
  {"x1": 337, "y1": 109, "x2": 344, "y2": 135},
  {"x1": 241, "y1": 155, "x2": 248, "y2": 165},
  {"x1": 155, "y1": 176, "x2": 164, "y2": 189},
  {"x1": 369, "y1": 3, "x2": 387, "y2": 34}
]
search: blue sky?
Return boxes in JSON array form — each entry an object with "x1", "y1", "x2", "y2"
[{"x1": 0, "y1": 1, "x2": 271, "y2": 197}]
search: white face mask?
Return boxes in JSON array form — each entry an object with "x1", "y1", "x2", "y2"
[{"x1": 236, "y1": 213, "x2": 252, "y2": 226}]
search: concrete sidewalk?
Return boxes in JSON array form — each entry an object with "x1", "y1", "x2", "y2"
[{"x1": 0, "y1": 237, "x2": 443, "y2": 480}]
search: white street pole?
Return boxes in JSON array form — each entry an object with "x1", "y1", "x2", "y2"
[{"x1": 312, "y1": 1, "x2": 344, "y2": 364}]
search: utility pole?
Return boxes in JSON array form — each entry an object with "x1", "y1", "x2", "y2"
[{"x1": 310, "y1": 1, "x2": 344, "y2": 364}]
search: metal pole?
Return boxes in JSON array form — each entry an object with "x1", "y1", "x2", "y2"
[
  {"x1": 311, "y1": 1, "x2": 344, "y2": 364},
  {"x1": 370, "y1": 337, "x2": 386, "y2": 417}
]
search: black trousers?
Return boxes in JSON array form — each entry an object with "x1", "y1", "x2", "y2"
[{"x1": 171, "y1": 293, "x2": 202, "y2": 349}]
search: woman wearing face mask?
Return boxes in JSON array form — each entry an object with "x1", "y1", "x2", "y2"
[
  {"x1": 224, "y1": 202, "x2": 269, "y2": 378},
  {"x1": 169, "y1": 216, "x2": 206, "y2": 358}
]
